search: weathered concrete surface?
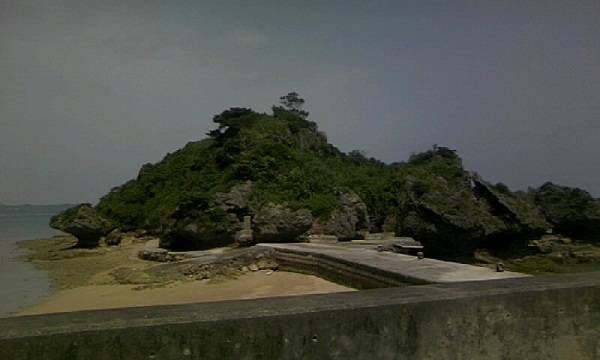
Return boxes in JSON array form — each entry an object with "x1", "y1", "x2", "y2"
[
  {"x1": 260, "y1": 243, "x2": 529, "y2": 285},
  {"x1": 138, "y1": 241, "x2": 527, "y2": 289},
  {"x1": 1, "y1": 272, "x2": 599, "y2": 359}
]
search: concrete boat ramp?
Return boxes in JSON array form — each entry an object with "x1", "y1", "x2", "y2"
[
  {"x1": 143, "y1": 239, "x2": 528, "y2": 288},
  {"x1": 256, "y1": 242, "x2": 528, "y2": 287}
]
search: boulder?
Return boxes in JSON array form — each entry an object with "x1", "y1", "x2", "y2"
[
  {"x1": 159, "y1": 182, "x2": 256, "y2": 250},
  {"x1": 396, "y1": 170, "x2": 548, "y2": 258},
  {"x1": 158, "y1": 186, "x2": 253, "y2": 250},
  {"x1": 253, "y1": 203, "x2": 313, "y2": 243},
  {"x1": 472, "y1": 174, "x2": 549, "y2": 240},
  {"x1": 323, "y1": 190, "x2": 370, "y2": 240},
  {"x1": 160, "y1": 212, "x2": 241, "y2": 250},
  {"x1": 49, "y1": 204, "x2": 114, "y2": 248},
  {"x1": 395, "y1": 168, "x2": 498, "y2": 257},
  {"x1": 104, "y1": 229, "x2": 123, "y2": 246},
  {"x1": 396, "y1": 200, "x2": 504, "y2": 258}
]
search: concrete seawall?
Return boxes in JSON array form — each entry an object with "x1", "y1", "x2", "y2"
[{"x1": 1, "y1": 272, "x2": 599, "y2": 359}]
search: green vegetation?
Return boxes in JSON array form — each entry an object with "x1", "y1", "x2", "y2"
[
  {"x1": 95, "y1": 94, "x2": 344, "y2": 232},
  {"x1": 505, "y1": 254, "x2": 600, "y2": 275},
  {"x1": 94, "y1": 93, "x2": 412, "y2": 234},
  {"x1": 532, "y1": 182, "x2": 600, "y2": 240},
  {"x1": 534, "y1": 182, "x2": 600, "y2": 223},
  {"x1": 49, "y1": 204, "x2": 86, "y2": 225},
  {"x1": 95, "y1": 94, "x2": 471, "y2": 236}
]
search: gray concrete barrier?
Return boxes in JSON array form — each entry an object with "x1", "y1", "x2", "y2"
[{"x1": 1, "y1": 272, "x2": 599, "y2": 359}]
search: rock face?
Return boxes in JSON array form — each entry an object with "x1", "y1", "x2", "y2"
[
  {"x1": 159, "y1": 204, "x2": 243, "y2": 251},
  {"x1": 213, "y1": 181, "x2": 253, "y2": 213},
  {"x1": 532, "y1": 182, "x2": 600, "y2": 241},
  {"x1": 253, "y1": 204, "x2": 313, "y2": 243},
  {"x1": 159, "y1": 184, "x2": 368, "y2": 249},
  {"x1": 50, "y1": 204, "x2": 114, "y2": 248},
  {"x1": 160, "y1": 217, "x2": 240, "y2": 250},
  {"x1": 322, "y1": 190, "x2": 370, "y2": 240},
  {"x1": 395, "y1": 166, "x2": 548, "y2": 258},
  {"x1": 159, "y1": 182, "x2": 254, "y2": 250},
  {"x1": 472, "y1": 175, "x2": 549, "y2": 237}
]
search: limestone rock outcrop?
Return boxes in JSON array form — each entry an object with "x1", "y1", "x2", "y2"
[
  {"x1": 50, "y1": 203, "x2": 114, "y2": 248},
  {"x1": 396, "y1": 169, "x2": 548, "y2": 258},
  {"x1": 321, "y1": 190, "x2": 370, "y2": 240},
  {"x1": 160, "y1": 216, "x2": 240, "y2": 250},
  {"x1": 159, "y1": 182, "x2": 255, "y2": 250},
  {"x1": 159, "y1": 199, "x2": 241, "y2": 250},
  {"x1": 213, "y1": 181, "x2": 253, "y2": 213},
  {"x1": 253, "y1": 204, "x2": 313, "y2": 243},
  {"x1": 472, "y1": 174, "x2": 549, "y2": 235}
]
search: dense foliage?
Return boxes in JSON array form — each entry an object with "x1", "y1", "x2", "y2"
[
  {"x1": 532, "y1": 182, "x2": 600, "y2": 240},
  {"x1": 96, "y1": 104, "x2": 364, "y2": 232},
  {"x1": 95, "y1": 99, "x2": 441, "y2": 234}
]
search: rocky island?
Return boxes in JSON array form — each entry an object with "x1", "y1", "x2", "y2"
[{"x1": 50, "y1": 93, "x2": 600, "y2": 264}]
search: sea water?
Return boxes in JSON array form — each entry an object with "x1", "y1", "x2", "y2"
[{"x1": 0, "y1": 214, "x2": 62, "y2": 317}]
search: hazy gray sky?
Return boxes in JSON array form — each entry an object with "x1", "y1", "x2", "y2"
[{"x1": 1, "y1": 1, "x2": 599, "y2": 204}]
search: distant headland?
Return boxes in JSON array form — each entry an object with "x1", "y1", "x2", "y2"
[{"x1": 0, "y1": 204, "x2": 75, "y2": 216}]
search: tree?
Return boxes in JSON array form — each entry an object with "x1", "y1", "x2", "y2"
[
  {"x1": 347, "y1": 150, "x2": 368, "y2": 164},
  {"x1": 277, "y1": 92, "x2": 309, "y2": 118},
  {"x1": 212, "y1": 107, "x2": 255, "y2": 127}
]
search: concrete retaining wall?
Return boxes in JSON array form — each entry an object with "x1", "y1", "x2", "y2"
[
  {"x1": 274, "y1": 247, "x2": 426, "y2": 289},
  {"x1": 1, "y1": 272, "x2": 599, "y2": 359}
]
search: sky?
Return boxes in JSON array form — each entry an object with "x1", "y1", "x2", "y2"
[{"x1": 1, "y1": 1, "x2": 599, "y2": 204}]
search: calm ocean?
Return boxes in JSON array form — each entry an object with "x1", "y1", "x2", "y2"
[{"x1": 0, "y1": 214, "x2": 63, "y2": 317}]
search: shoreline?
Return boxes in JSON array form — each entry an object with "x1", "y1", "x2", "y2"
[
  {"x1": 12, "y1": 235, "x2": 354, "y2": 316},
  {"x1": 0, "y1": 241, "x2": 50, "y2": 318}
]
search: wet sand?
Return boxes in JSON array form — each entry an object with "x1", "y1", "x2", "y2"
[
  {"x1": 0, "y1": 249, "x2": 50, "y2": 317},
  {"x1": 13, "y1": 235, "x2": 353, "y2": 316}
]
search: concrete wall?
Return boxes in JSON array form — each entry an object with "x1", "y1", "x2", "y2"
[
  {"x1": 1, "y1": 272, "x2": 599, "y2": 359},
  {"x1": 273, "y1": 247, "x2": 426, "y2": 289}
]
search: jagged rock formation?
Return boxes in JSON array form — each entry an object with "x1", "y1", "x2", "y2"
[
  {"x1": 213, "y1": 181, "x2": 253, "y2": 213},
  {"x1": 472, "y1": 175, "x2": 549, "y2": 234},
  {"x1": 157, "y1": 182, "x2": 254, "y2": 250},
  {"x1": 318, "y1": 190, "x2": 370, "y2": 240},
  {"x1": 396, "y1": 151, "x2": 494, "y2": 257},
  {"x1": 395, "y1": 150, "x2": 548, "y2": 258},
  {"x1": 253, "y1": 204, "x2": 313, "y2": 243},
  {"x1": 159, "y1": 193, "x2": 243, "y2": 250},
  {"x1": 49, "y1": 204, "x2": 114, "y2": 247}
]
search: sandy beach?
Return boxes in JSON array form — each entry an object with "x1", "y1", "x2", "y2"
[
  {"x1": 14, "y1": 235, "x2": 354, "y2": 316},
  {"x1": 17, "y1": 271, "x2": 353, "y2": 315}
]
